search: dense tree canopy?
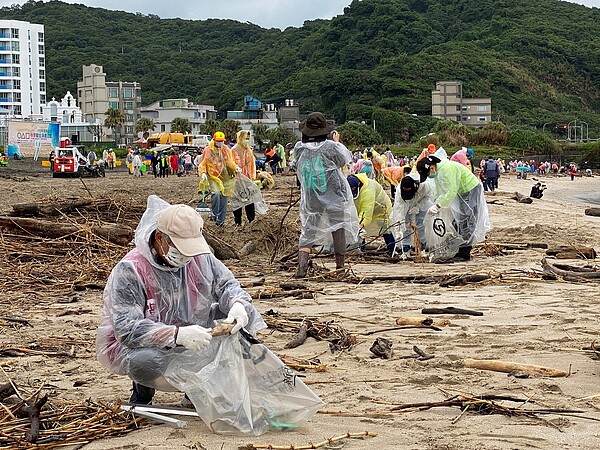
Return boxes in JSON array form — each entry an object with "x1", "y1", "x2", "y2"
[{"x1": 4, "y1": 0, "x2": 600, "y2": 135}]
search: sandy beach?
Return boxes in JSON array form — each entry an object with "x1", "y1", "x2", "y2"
[{"x1": 1, "y1": 162, "x2": 599, "y2": 450}]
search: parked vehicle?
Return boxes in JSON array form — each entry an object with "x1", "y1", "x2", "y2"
[
  {"x1": 52, "y1": 146, "x2": 105, "y2": 178},
  {"x1": 52, "y1": 146, "x2": 87, "y2": 178}
]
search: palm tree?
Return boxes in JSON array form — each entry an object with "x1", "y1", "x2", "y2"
[
  {"x1": 104, "y1": 108, "x2": 125, "y2": 145},
  {"x1": 171, "y1": 117, "x2": 192, "y2": 134},
  {"x1": 200, "y1": 118, "x2": 221, "y2": 137},
  {"x1": 135, "y1": 117, "x2": 156, "y2": 139},
  {"x1": 251, "y1": 123, "x2": 269, "y2": 150},
  {"x1": 221, "y1": 119, "x2": 241, "y2": 143}
]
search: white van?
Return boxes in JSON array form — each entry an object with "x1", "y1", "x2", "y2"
[{"x1": 192, "y1": 134, "x2": 212, "y2": 148}]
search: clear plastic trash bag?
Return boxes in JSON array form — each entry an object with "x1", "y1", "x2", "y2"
[
  {"x1": 164, "y1": 333, "x2": 323, "y2": 436},
  {"x1": 231, "y1": 174, "x2": 268, "y2": 215},
  {"x1": 424, "y1": 207, "x2": 465, "y2": 263}
]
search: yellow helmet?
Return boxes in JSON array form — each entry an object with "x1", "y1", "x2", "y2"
[{"x1": 213, "y1": 131, "x2": 225, "y2": 142}]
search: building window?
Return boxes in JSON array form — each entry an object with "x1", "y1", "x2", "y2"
[
  {"x1": 126, "y1": 114, "x2": 134, "y2": 122},
  {"x1": 38, "y1": 32, "x2": 44, "y2": 42},
  {"x1": 123, "y1": 88, "x2": 133, "y2": 98},
  {"x1": 108, "y1": 87, "x2": 118, "y2": 98},
  {"x1": 40, "y1": 94, "x2": 45, "y2": 104},
  {"x1": 456, "y1": 116, "x2": 461, "y2": 122},
  {"x1": 478, "y1": 116, "x2": 487, "y2": 122},
  {"x1": 109, "y1": 101, "x2": 119, "y2": 109},
  {"x1": 39, "y1": 82, "x2": 45, "y2": 91},
  {"x1": 161, "y1": 124, "x2": 166, "y2": 132},
  {"x1": 477, "y1": 105, "x2": 487, "y2": 112},
  {"x1": 39, "y1": 57, "x2": 45, "y2": 67},
  {"x1": 13, "y1": 80, "x2": 20, "y2": 90},
  {"x1": 14, "y1": 92, "x2": 21, "y2": 102},
  {"x1": 124, "y1": 101, "x2": 133, "y2": 110},
  {"x1": 38, "y1": 45, "x2": 44, "y2": 55},
  {"x1": 11, "y1": 41, "x2": 19, "y2": 52},
  {"x1": 11, "y1": 28, "x2": 19, "y2": 39},
  {"x1": 462, "y1": 106, "x2": 469, "y2": 111},
  {"x1": 126, "y1": 126, "x2": 134, "y2": 134},
  {"x1": 12, "y1": 54, "x2": 19, "y2": 64},
  {"x1": 39, "y1": 69, "x2": 45, "y2": 79},
  {"x1": 13, "y1": 67, "x2": 19, "y2": 77}
]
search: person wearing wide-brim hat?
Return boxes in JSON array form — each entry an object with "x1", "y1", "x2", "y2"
[{"x1": 293, "y1": 112, "x2": 359, "y2": 278}]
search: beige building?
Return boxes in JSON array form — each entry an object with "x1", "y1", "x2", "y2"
[
  {"x1": 77, "y1": 64, "x2": 141, "y2": 145},
  {"x1": 431, "y1": 81, "x2": 491, "y2": 127}
]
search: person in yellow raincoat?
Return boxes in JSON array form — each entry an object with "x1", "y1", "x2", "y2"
[
  {"x1": 198, "y1": 131, "x2": 240, "y2": 226},
  {"x1": 274, "y1": 141, "x2": 286, "y2": 174},
  {"x1": 347, "y1": 173, "x2": 396, "y2": 256},
  {"x1": 363, "y1": 148, "x2": 386, "y2": 184},
  {"x1": 255, "y1": 171, "x2": 275, "y2": 190},
  {"x1": 231, "y1": 130, "x2": 257, "y2": 226}
]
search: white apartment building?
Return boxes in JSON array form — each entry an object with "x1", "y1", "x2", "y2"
[
  {"x1": 141, "y1": 98, "x2": 217, "y2": 135},
  {"x1": 0, "y1": 20, "x2": 46, "y2": 118}
]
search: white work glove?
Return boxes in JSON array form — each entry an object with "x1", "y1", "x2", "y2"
[
  {"x1": 176, "y1": 325, "x2": 212, "y2": 351},
  {"x1": 223, "y1": 302, "x2": 249, "y2": 334},
  {"x1": 427, "y1": 204, "x2": 440, "y2": 216},
  {"x1": 358, "y1": 228, "x2": 367, "y2": 239},
  {"x1": 408, "y1": 206, "x2": 419, "y2": 216},
  {"x1": 201, "y1": 173, "x2": 207, "y2": 181}
]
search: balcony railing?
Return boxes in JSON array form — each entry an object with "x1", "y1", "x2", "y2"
[{"x1": 0, "y1": 85, "x2": 11, "y2": 90}]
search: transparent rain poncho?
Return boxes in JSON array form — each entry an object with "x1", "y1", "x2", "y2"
[
  {"x1": 353, "y1": 173, "x2": 392, "y2": 237},
  {"x1": 425, "y1": 149, "x2": 491, "y2": 261},
  {"x1": 390, "y1": 175, "x2": 434, "y2": 245},
  {"x1": 96, "y1": 195, "x2": 266, "y2": 389},
  {"x1": 295, "y1": 140, "x2": 359, "y2": 250}
]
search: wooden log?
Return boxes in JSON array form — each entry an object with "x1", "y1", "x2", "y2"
[
  {"x1": 585, "y1": 207, "x2": 600, "y2": 217},
  {"x1": 546, "y1": 246, "x2": 596, "y2": 260},
  {"x1": 0, "y1": 216, "x2": 133, "y2": 246},
  {"x1": 542, "y1": 257, "x2": 600, "y2": 280},
  {"x1": 239, "y1": 240, "x2": 257, "y2": 257},
  {"x1": 421, "y1": 307, "x2": 484, "y2": 316},
  {"x1": 461, "y1": 358, "x2": 568, "y2": 377},
  {"x1": 511, "y1": 192, "x2": 533, "y2": 204},
  {"x1": 395, "y1": 317, "x2": 434, "y2": 327},
  {"x1": 203, "y1": 229, "x2": 240, "y2": 260},
  {"x1": 211, "y1": 322, "x2": 234, "y2": 336},
  {"x1": 11, "y1": 199, "x2": 93, "y2": 217},
  {"x1": 0, "y1": 382, "x2": 16, "y2": 401},
  {"x1": 284, "y1": 323, "x2": 308, "y2": 349},
  {"x1": 394, "y1": 317, "x2": 450, "y2": 329}
]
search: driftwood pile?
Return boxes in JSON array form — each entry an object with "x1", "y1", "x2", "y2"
[
  {"x1": 263, "y1": 310, "x2": 357, "y2": 352},
  {"x1": 0, "y1": 382, "x2": 147, "y2": 449}
]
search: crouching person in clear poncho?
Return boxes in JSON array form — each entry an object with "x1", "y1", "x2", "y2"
[{"x1": 96, "y1": 195, "x2": 266, "y2": 405}]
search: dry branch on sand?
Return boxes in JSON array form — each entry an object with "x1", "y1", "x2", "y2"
[
  {"x1": 264, "y1": 310, "x2": 356, "y2": 352},
  {"x1": 0, "y1": 384, "x2": 147, "y2": 449}
]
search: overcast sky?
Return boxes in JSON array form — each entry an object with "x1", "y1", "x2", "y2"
[{"x1": 0, "y1": 0, "x2": 598, "y2": 29}]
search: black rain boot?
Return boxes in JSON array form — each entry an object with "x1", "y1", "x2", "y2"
[
  {"x1": 456, "y1": 246, "x2": 472, "y2": 261},
  {"x1": 130, "y1": 382, "x2": 155, "y2": 405},
  {"x1": 295, "y1": 251, "x2": 310, "y2": 278},
  {"x1": 335, "y1": 253, "x2": 345, "y2": 270}
]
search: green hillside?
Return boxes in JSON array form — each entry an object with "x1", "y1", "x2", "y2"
[{"x1": 3, "y1": 0, "x2": 600, "y2": 136}]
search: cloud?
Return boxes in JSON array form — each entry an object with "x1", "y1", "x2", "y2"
[{"x1": 0, "y1": 0, "x2": 353, "y2": 29}]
